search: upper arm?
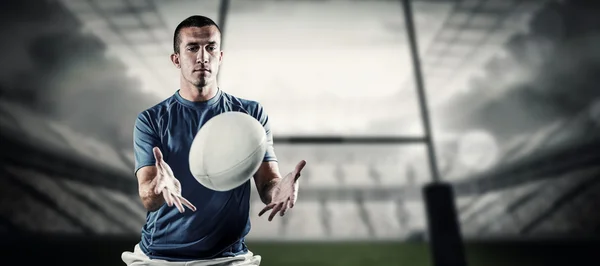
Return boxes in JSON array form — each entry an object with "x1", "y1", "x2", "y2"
[
  {"x1": 251, "y1": 102, "x2": 280, "y2": 187},
  {"x1": 133, "y1": 112, "x2": 162, "y2": 176},
  {"x1": 252, "y1": 102, "x2": 277, "y2": 162}
]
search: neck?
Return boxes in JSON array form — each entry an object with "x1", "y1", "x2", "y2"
[{"x1": 179, "y1": 82, "x2": 218, "y2": 102}]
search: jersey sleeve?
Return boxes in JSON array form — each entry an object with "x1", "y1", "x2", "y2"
[
  {"x1": 133, "y1": 111, "x2": 161, "y2": 175},
  {"x1": 252, "y1": 102, "x2": 278, "y2": 162}
]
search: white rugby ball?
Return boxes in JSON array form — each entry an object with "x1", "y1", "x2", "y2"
[{"x1": 189, "y1": 111, "x2": 267, "y2": 191}]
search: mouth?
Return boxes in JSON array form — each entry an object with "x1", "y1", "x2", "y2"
[{"x1": 194, "y1": 68, "x2": 210, "y2": 73}]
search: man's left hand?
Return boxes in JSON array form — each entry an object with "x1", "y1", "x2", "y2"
[{"x1": 258, "y1": 160, "x2": 306, "y2": 221}]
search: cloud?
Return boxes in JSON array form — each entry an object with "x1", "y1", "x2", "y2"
[
  {"x1": 438, "y1": 0, "x2": 600, "y2": 139},
  {"x1": 0, "y1": 0, "x2": 159, "y2": 148}
]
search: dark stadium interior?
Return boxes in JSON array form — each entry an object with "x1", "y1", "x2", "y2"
[{"x1": 1, "y1": 0, "x2": 599, "y2": 265}]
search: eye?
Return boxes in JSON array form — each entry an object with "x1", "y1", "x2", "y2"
[
  {"x1": 187, "y1": 46, "x2": 199, "y2": 52},
  {"x1": 207, "y1": 46, "x2": 216, "y2": 51}
]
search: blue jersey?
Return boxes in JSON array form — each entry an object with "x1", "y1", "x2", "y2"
[{"x1": 132, "y1": 88, "x2": 277, "y2": 261}]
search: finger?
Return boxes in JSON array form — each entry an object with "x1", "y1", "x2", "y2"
[
  {"x1": 161, "y1": 190, "x2": 170, "y2": 206},
  {"x1": 153, "y1": 147, "x2": 163, "y2": 162},
  {"x1": 172, "y1": 194, "x2": 185, "y2": 213},
  {"x1": 152, "y1": 147, "x2": 174, "y2": 179},
  {"x1": 163, "y1": 188, "x2": 174, "y2": 206},
  {"x1": 154, "y1": 174, "x2": 164, "y2": 195},
  {"x1": 291, "y1": 184, "x2": 299, "y2": 208},
  {"x1": 162, "y1": 189, "x2": 171, "y2": 206},
  {"x1": 295, "y1": 160, "x2": 307, "y2": 173},
  {"x1": 269, "y1": 202, "x2": 284, "y2": 221},
  {"x1": 178, "y1": 196, "x2": 197, "y2": 212},
  {"x1": 258, "y1": 203, "x2": 276, "y2": 217},
  {"x1": 280, "y1": 198, "x2": 289, "y2": 216},
  {"x1": 166, "y1": 191, "x2": 176, "y2": 208},
  {"x1": 161, "y1": 160, "x2": 175, "y2": 178},
  {"x1": 289, "y1": 192, "x2": 297, "y2": 209},
  {"x1": 293, "y1": 160, "x2": 307, "y2": 181},
  {"x1": 155, "y1": 160, "x2": 163, "y2": 173},
  {"x1": 153, "y1": 147, "x2": 165, "y2": 172},
  {"x1": 153, "y1": 166, "x2": 165, "y2": 195}
]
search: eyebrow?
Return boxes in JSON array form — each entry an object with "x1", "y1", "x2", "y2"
[{"x1": 186, "y1": 41, "x2": 218, "y2": 46}]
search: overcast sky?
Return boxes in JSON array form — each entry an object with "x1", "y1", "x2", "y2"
[{"x1": 55, "y1": 0, "x2": 537, "y2": 135}]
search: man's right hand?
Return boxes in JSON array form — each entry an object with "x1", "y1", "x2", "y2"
[{"x1": 153, "y1": 147, "x2": 197, "y2": 213}]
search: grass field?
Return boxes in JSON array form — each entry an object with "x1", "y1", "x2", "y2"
[
  {"x1": 249, "y1": 240, "x2": 596, "y2": 266},
  {"x1": 1, "y1": 235, "x2": 597, "y2": 266}
]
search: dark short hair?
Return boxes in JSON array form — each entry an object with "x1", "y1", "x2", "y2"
[{"x1": 173, "y1": 15, "x2": 221, "y2": 53}]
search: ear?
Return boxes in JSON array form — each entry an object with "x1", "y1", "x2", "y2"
[
  {"x1": 170, "y1": 53, "x2": 180, "y2": 69},
  {"x1": 218, "y1": 50, "x2": 224, "y2": 65}
]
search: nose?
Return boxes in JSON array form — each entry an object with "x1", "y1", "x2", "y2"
[{"x1": 198, "y1": 49, "x2": 209, "y2": 63}]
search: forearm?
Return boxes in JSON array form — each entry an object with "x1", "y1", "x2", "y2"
[
  {"x1": 258, "y1": 178, "x2": 280, "y2": 205},
  {"x1": 139, "y1": 177, "x2": 165, "y2": 212},
  {"x1": 255, "y1": 161, "x2": 283, "y2": 205}
]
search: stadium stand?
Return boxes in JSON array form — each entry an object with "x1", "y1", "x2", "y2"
[{"x1": 2, "y1": 97, "x2": 599, "y2": 242}]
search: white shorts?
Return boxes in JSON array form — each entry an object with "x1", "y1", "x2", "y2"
[{"x1": 121, "y1": 244, "x2": 262, "y2": 266}]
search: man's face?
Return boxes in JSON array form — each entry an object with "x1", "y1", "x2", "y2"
[{"x1": 172, "y1": 25, "x2": 223, "y2": 88}]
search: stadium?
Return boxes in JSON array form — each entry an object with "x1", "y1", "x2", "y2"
[{"x1": 0, "y1": 0, "x2": 599, "y2": 265}]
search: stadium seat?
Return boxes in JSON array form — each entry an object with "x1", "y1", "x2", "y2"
[
  {"x1": 304, "y1": 163, "x2": 340, "y2": 187},
  {"x1": 61, "y1": 179, "x2": 146, "y2": 231},
  {"x1": 281, "y1": 201, "x2": 325, "y2": 240},
  {"x1": 402, "y1": 201, "x2": 427, "y2": 233},
  {"x1": 5, "y1": 166, "x2": 130, "y2": 234},
  {"x1": 362, "y1": 200, "x2": 405, "y2": 239},
  {"x1": 324, "y1": 201, "x2": 369, "y2": 240},
  {"x1": 342, "y1": 163, "x2": 375, "y2": 188},
  {"x1": 0, "y1": 100, "x2": 70, "y2": 153},
  {"x1": 503, "y1": 119, "x2": 567, "y2": 165},
  {"x1": 247, "y1": 201, "x2": 282, "y2": 240},
  {"x1": 47, "y1": 123, "x2": 131, "y2": 173},
  {"x1": 0, "y1": 167, "x2": 83, "y2": 234},
  {"x1": 374, "y1": 163, "x2": 406, "y2": 186}
]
